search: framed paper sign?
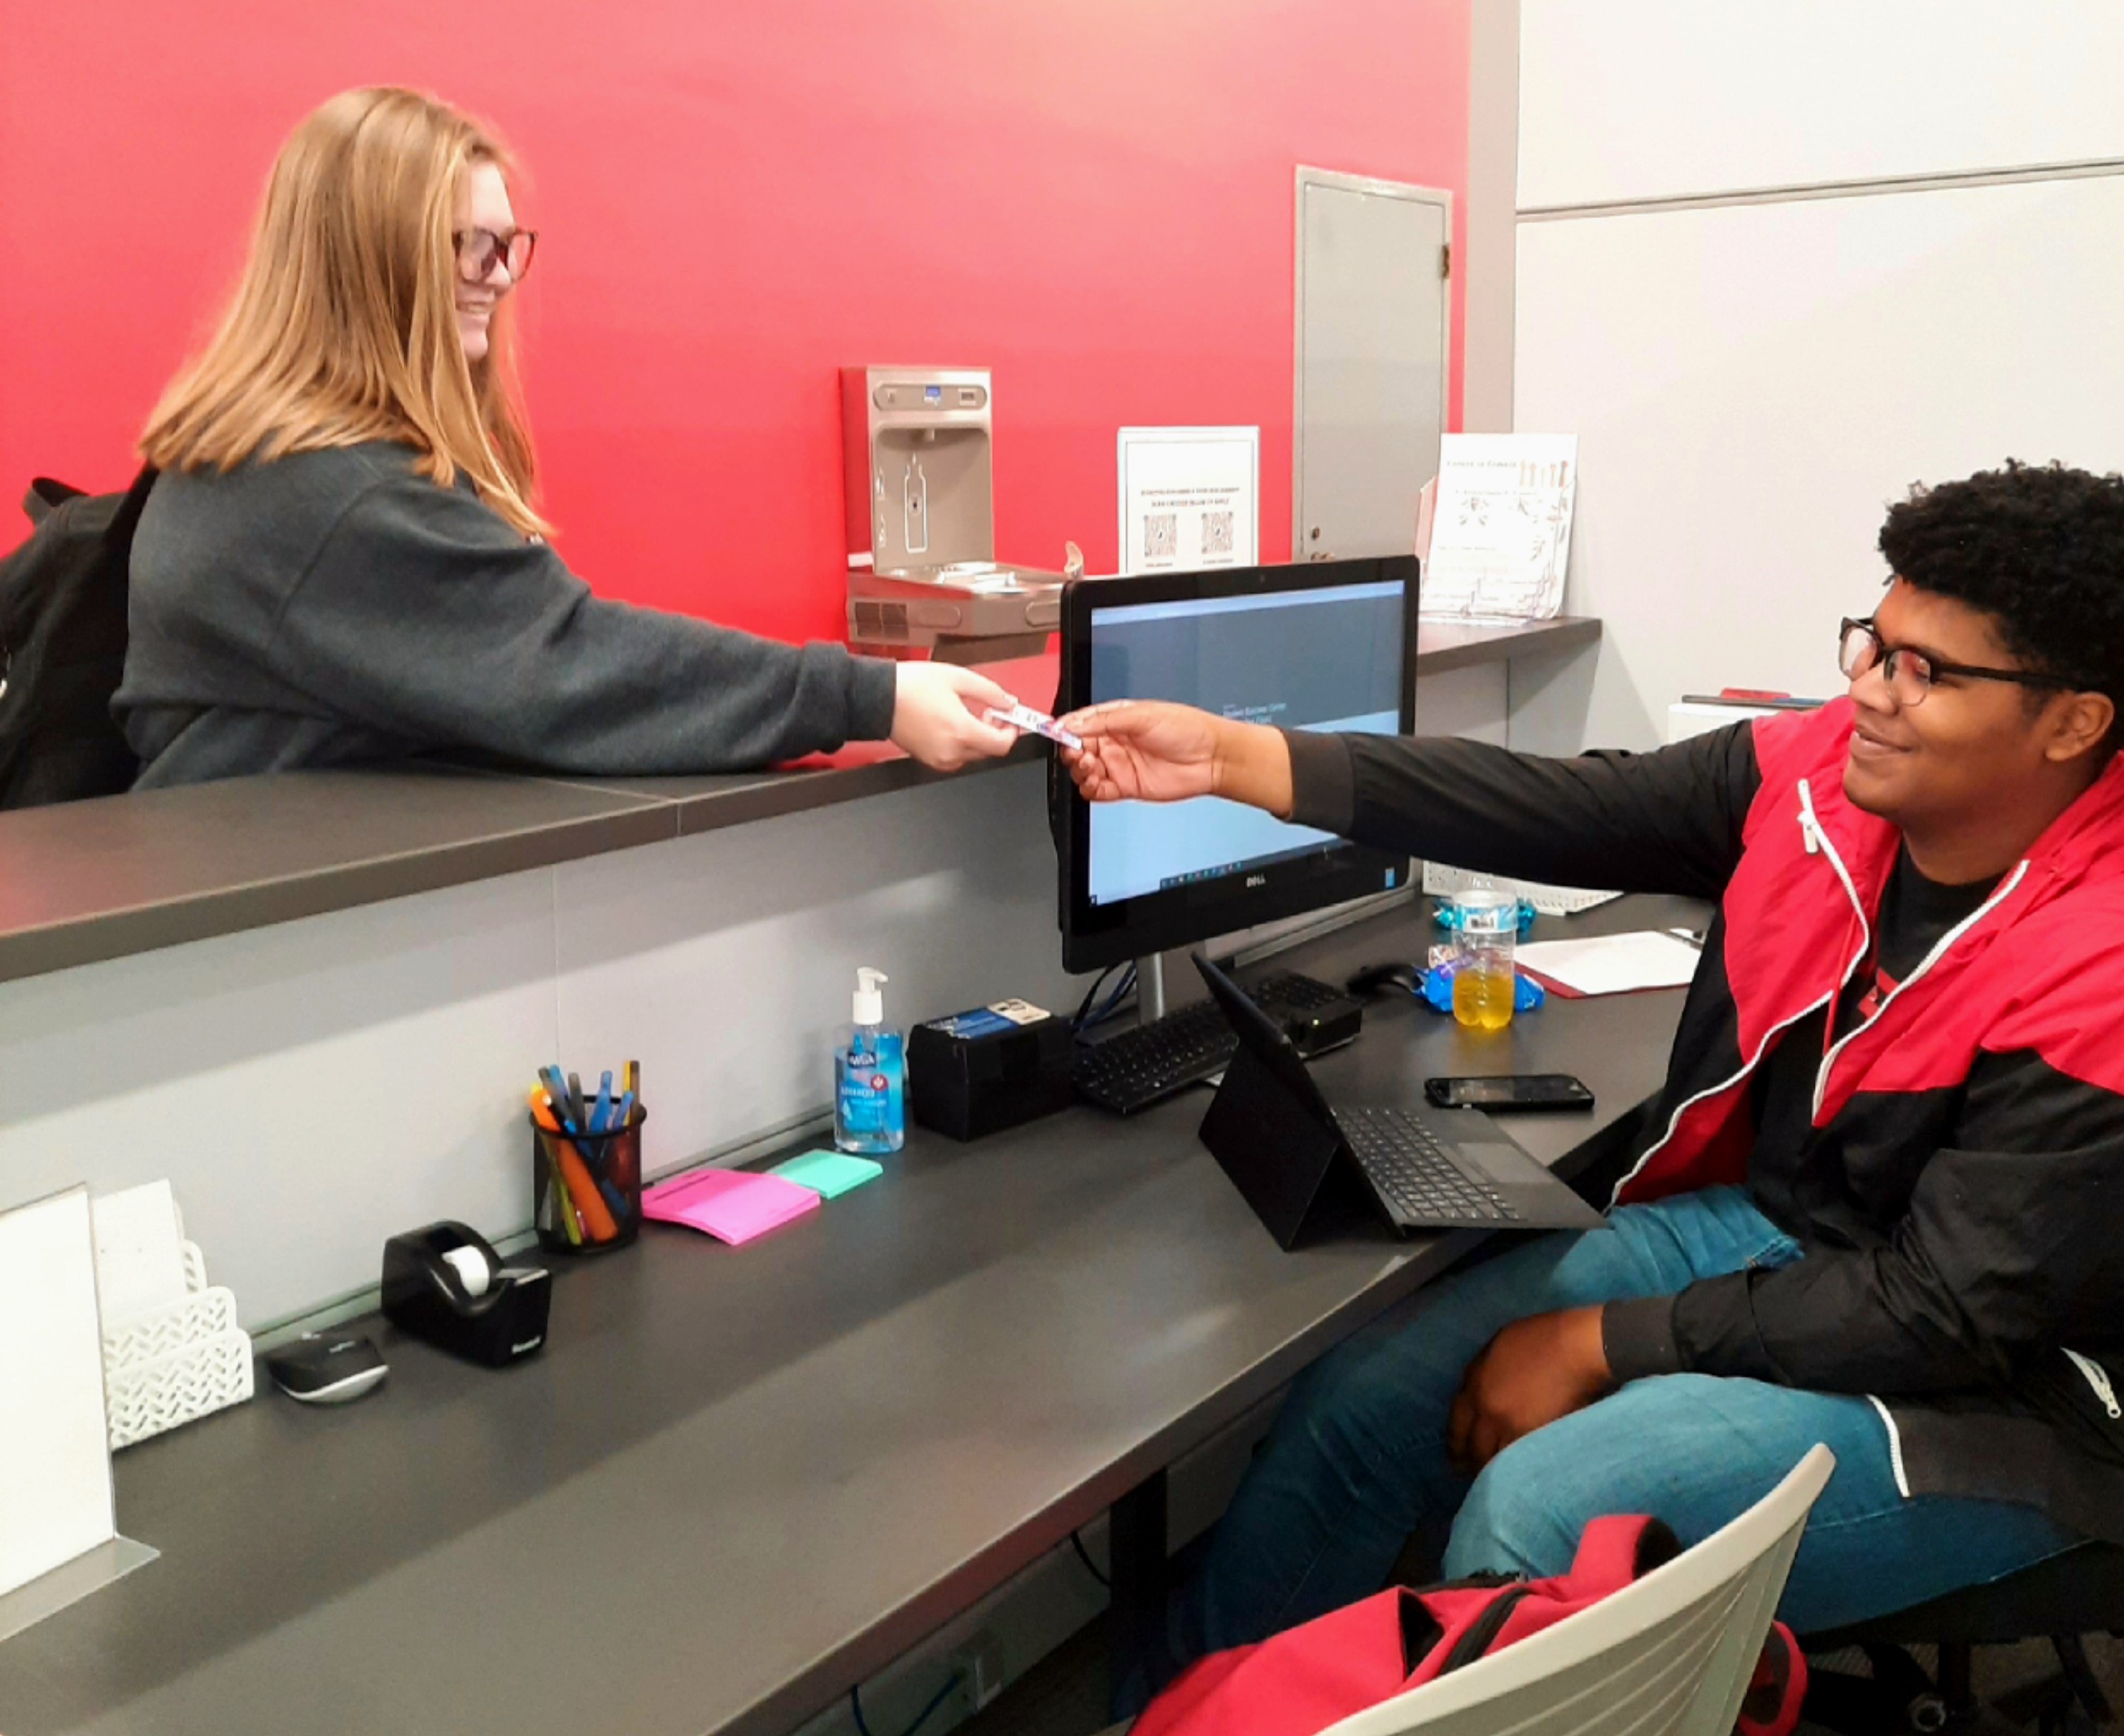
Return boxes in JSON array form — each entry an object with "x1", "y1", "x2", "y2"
[{"x1": 1117, "y1": 426, "x2": 1259, "y2": 576}]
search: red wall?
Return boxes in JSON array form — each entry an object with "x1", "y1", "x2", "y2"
[{"x1": 0, "y1": 0, "x2": 1470, "y2": 646}]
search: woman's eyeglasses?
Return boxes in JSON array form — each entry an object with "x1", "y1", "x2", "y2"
[
  {"x1": 453, "y1": 227, "x2": 536, "y2": 285},
  {"x1": 1837, "y1": 616, "x2": 2070, "y2": 707}
]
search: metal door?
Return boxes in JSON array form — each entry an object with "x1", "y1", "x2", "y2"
[{"x1": 1295, "y1": 169, "x2": 1451, "y2": 561}]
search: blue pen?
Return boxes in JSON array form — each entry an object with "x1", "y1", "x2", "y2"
[
  {"x1": 541, "y1": 1066, "x2": 595, "y2": 1141},
  {"x1": 539, "y1": 1066, "x2": 611, "y2": 1163},
  {"x1": 590, "y1": 1070, "x2": 614, "y2": 1134},
  {"x1": 597, "y1": 1085, "x2": 639, "y2": 1218},
  {"x1": 544, "y1": 1065, "x2": 628, "y2": 1217}
]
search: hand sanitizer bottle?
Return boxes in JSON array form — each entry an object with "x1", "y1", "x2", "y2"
[{"x1": 835, "y1": 967, "x2": 905, "y2": 1154}]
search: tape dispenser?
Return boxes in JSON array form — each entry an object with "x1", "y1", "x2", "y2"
[{"x1": 380, "y1": 1220, "x2": 550, "y2": 1368}]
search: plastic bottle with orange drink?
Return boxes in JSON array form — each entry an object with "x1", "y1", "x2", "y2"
[{"x1": 1449, "y1": 887, "x2": 1520, "y2": 1031}]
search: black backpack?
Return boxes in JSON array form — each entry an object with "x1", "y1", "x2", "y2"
[{"x1": 0, "y1": 466, "x2": 154, "y2": 809}]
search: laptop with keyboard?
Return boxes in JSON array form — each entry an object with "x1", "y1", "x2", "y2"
[{"x1": 1192, "y1": 955, "x2": 1606, "y2": 1248}]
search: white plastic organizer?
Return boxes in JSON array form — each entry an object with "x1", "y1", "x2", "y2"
[{"x1": 101, "y1": 1239, "x2": 254, "y2": 1450}]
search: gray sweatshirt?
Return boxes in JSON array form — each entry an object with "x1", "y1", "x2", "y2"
[{"x1": 114, "y1": 443, "x2": 898, "y2": 789}]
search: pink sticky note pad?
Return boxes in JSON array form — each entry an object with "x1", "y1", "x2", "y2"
[{"x1": 641, "y1": 1168, "x2": 820, "y2": 1246}]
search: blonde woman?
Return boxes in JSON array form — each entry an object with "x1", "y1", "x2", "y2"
[{"x1": 116, "y1": 87, "x2": 1016, "y2": 789}]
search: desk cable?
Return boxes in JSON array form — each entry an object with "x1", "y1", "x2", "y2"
[
  {"x1": 850, "y1": 1671, "x2": 965, "y2": 1736},
  {"x1": 1072, "y1": 963, "x2": 1138, "y2": 1035},
  {"x1": 1070, "y1": 1531, "x2": 1111, "y2": 1588}
]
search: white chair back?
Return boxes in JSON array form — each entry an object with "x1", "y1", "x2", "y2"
[{"x1": 1313, "y1": 1444, "x2": 1835, "y2": 1736}]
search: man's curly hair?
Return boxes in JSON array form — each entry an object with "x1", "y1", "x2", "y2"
[{"x1": 1879, "y1": 463, "x2": 2124, "y2": 721}]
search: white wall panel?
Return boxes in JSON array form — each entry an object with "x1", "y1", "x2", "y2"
[
  {"x1": 0, "y1": 872, "x2": 561, "y2": 1329},
  {"x1": 0, "y1": 768, "x2": 1076, "y2": 1331},
  {"x1": 1516, "y1": 174, "x2": 2124, "y2": 750},
  {"x1": 1520, "y1": 1, "x2": 2124, "y2": 209}
]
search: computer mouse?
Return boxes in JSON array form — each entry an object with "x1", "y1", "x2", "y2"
[
  {"x1": 266, "y1": 1331, "x2": 388, "y2": 1405},
  {"x1": 1347, "y1": 961, "x2": 1425, "y2": 998}
]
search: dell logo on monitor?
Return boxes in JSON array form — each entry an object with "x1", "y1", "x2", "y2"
[{"x1": 1246, "y1": 874, "x2": 1267, "y2": 888}]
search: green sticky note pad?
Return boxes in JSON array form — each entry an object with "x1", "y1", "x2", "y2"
[{"x1": 771, "y1": 1150, "x2": 884, "y2": 1200}]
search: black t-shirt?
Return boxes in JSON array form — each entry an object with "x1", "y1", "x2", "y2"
[{"x1": 1748, "y1": 848, "x2": 1999, "y2": 1234}]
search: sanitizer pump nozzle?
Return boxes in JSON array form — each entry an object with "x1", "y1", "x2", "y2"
[
  {"x1": 836, "y1": 966, "x2": 906, "y2": 1155},
  {"x1": 854, "y1": 967, "x2": 888, "y2": 1029}
]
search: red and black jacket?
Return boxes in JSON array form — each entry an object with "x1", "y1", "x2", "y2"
[{"x1": 1286, "y1": 704, "x2": 2124, "y2": 1542}]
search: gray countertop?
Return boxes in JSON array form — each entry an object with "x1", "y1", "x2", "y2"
[
  {"x1": 0, "y1": 618, "x2": 1600, "y2": 985},
  {"x1": 0, "y1": 891, "x2": 1691, "y2": 1736}
]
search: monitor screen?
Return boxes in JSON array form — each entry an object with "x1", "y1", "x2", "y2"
[{"x1": 1056, "y1": 558, "x2": 1416, "y2": 972}]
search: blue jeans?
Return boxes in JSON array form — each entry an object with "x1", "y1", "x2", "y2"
[{"x1": 1181, "y1": 1187, "x2": 2080, "y2": 1660}]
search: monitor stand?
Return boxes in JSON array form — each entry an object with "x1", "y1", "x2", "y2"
[
  {"x1": 1136, "y1": 953, "x2": 1168, "y2": 1023},
  {"x1": 1134, "y1": 947, "x2": 1213, "y2": 1026}
]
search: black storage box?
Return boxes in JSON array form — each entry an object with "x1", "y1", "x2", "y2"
[{"x1": 909, "y1": 999, "x2": 1074, "y2": 1141}]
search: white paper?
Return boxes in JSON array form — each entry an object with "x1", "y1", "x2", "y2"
[
  {"x1": 1420, "y1": 433, "x2": 1578, "y2": 621},
  {"x1": 1515, "y1": 930, "x2": 1703, "y2": 997},
  {"x1": 0, "y1": 1188, "x2": 117, "y2": 1599},
  {"x1": 1117, "y1": 427, "x2": 1259, "y2": 576},
  {"x1": 91, "y1": 1180, "x2": 188, "y2": 1328}
]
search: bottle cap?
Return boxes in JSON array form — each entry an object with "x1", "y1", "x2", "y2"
[{"x1": 854, "y1": 967, "x2": 888, "y2": 1026}]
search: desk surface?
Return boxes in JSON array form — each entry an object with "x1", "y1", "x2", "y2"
[
  {"x1": 0, "y1": 619, "x2": 1600, "y2": 986},
  {"x1": 0, "y1": 890, "x2": 1689, "y2": 1736}
]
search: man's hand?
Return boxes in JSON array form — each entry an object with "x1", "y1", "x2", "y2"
[
  {"x1": 1058, "y1": 701, "x2": 1295, "y2": 814},
  {"x1": 1448, "y1": 1306, "x2": 1614, "y2": 1474}
]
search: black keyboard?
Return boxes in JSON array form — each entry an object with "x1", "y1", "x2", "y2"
[
  {"x1": 1338, "y1": 1108, "x2": 1525, "y2": 1225},
  {"x1": 1072, "y1": 971, "x2": 1362, "y2": 1116}
]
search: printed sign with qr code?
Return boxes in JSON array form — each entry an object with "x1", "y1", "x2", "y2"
[
  {"x1": 1201, "y1": 510, "x2": 1234, "y2": 557},
  {"x1": 1143, "y1": 513, "x2": 1177, "y2": 563}
]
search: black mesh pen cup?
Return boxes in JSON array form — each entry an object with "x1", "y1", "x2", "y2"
[{"x1": 531, "y1": 1106, "x2": 645, "y2": 1254}]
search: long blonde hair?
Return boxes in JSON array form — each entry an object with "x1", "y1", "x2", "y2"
[{"x1": 140, "y1": 87, "x2": 549, "y2": 538}]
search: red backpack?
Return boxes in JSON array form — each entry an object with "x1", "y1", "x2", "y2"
[{"x1": 1135, "y1": 1516, "x2": 1805, "y2": 1736}]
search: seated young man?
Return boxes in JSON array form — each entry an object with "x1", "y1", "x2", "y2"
[{"x1": 1061, "y1": 461, "x2": 2124, "y2": 1658}]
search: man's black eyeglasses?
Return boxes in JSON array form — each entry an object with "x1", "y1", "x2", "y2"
[
  {"x1": 1838, "y1": 616, "x2": 2073, "y2": 707},
  {"x1": 453, "y1": 227, "x2": 536, "y2": 284}
]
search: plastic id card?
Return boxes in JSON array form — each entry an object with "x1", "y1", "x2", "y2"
[{"x1": 982, "y1": 702, "x2": 1082, "y2": 751}]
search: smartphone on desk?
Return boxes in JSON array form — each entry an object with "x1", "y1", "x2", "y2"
[{"x1": 1423, "y1": 1073, "x2": 1595, "y2": 1113}]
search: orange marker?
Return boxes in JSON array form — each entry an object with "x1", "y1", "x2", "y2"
[
  {"x1": 528, "y1": 1090, "x2": 618, "y2": 1242},
  {"x1": 528, "y1": 1092, "x2": 586, "y2": 1243}
]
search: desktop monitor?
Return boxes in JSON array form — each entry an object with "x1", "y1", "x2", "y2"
[{"x1": 1056, "y1": 557, "x2": 1417, "y2": 973}]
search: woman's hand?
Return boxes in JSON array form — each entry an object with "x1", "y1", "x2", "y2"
[
  {"x1": 890, "y1": 662, "x2": 1021, "y2": 771},
  {"x1": 1059, "y1": 701, "x2": 1295, "y2": 815}
]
